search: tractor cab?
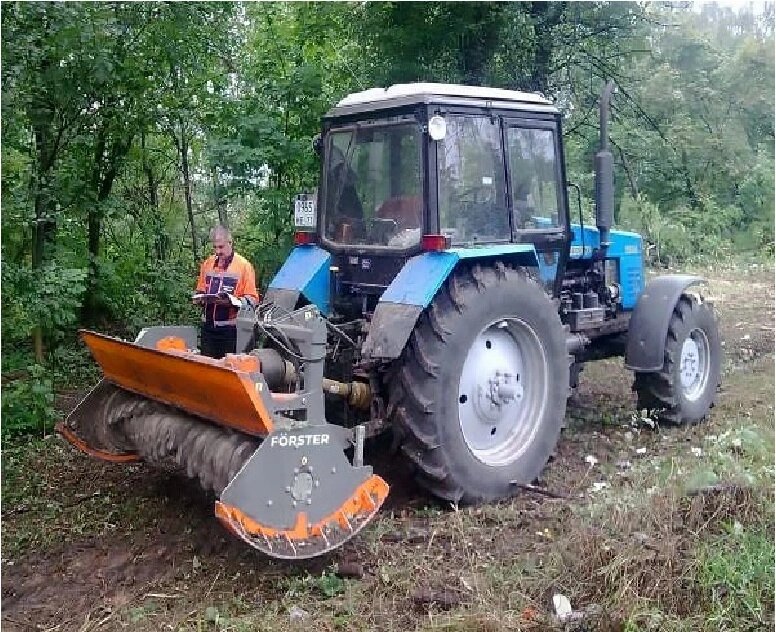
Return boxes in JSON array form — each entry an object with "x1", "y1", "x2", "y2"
[{"x1": 293, "y1": 84, "x2": 571, "y2": 314}]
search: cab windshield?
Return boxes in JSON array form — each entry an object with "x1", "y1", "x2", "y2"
[{"x1": 323, "y1": 121, "x2": 423, "y2": 248}]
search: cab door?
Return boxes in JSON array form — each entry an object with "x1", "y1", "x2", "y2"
[
  {"x1": 435, "y1": 114, "x2": 510, "y2": 245},
  {"x1": 503, "y1": 118, "x2": 570, "y2": 294}
]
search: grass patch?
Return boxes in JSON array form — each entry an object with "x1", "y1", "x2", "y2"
[
  {"x1": 698, "y1": 525, "x2": 774, "y2": 630},
  {"x1": 1, "y1": 436, "x2": 153, "y2": 556}
]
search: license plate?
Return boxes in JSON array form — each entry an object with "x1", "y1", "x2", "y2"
[{"x1": 294, "y1": 193, "x2": 317, "y2": 228}]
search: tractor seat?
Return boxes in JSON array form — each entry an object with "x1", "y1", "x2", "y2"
[{"x1": 376, "y1": 195, "x2": 422, "y2": 230}]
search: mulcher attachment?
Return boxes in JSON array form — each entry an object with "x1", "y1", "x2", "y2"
[
  {"x1": 217, "y1": 425, "x2": 388, "y2": 559},
  {"x1": 57, "y1": 306, "x2": 389, "y2": 560}
]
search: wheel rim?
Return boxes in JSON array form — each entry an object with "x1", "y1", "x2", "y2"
[
  {"x1": 679, "y1": 327, "x2": 710, "y2": 402},
  {"x1": 457, "y1": 318, "x2": 549, "y2": 466}
]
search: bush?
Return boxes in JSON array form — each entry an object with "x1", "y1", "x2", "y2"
[
  {"x1": 617, "y1": 193, "x2": 767, "y2": 266},
  {"x1": 95, "y1": 254, "x2": 200, "y2": 335},
  {"x1": 238, "y1": 188, "x2": 295, "y2": 290},
  {"x1": 1, "y1": 260, "x2": 87, "y2": 347},
  {"x1": 1, "y1": 363, "x2": 56, "y2": 437}
]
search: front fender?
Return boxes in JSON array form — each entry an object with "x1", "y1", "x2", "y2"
[
  {"x1": 362, "y1": 245, "x2": 540, "y2": 360},
  {"x1": 625, "y1": 274, "x2": 705, "y2": 371}
]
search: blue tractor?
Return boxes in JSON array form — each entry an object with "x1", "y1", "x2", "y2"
[
  {"x1": 61, "y1": 83, "x2": 722, "y2": 559},
  {"x1": 267, "y1": 81, "x2": 721, "y2": 496}
]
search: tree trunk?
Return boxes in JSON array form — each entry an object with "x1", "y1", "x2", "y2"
[
  {"x1": 613, "y1": 141, "x2": 639, "y2": 199},
  {"x1": 31, "y1": 128, "x2": 57, "y2": 363},
  {"x1": 458, "y1": 5, "x2": 504, "y2": 85},
  {"x1": 179, "y1": 118, "x2": 198, "y2": 264},
  {"x1": 141, "y1": 131, "x2": 165, "y2": 261},
  {"x1": 680, "y1": 149, "x2": 700, "y2": 210},
  {"x1": 527, "y1": 2, "x2": 566, "y2": 93},
  {"x1": 31, "y1": 188, "x2": 49, "y2": 363},
  {"x1": 212, "y1": 166, "x2": 228, "y2": 227},
  {"x1": 82, "y1": 128, "x2": 132, "y2": 324}
]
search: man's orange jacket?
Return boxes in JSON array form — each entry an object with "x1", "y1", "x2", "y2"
[{"x1": 196, "y1": 252, "x2": 259, "y2": 326}]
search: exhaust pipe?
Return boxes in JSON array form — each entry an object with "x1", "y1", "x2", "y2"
[{"x1": 595, "y1": 80, "x2": 616, "y2": 255}]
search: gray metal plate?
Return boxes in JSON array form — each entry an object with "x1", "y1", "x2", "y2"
[{"x1": 220, "y1": 424, "x2": 373, "y2": 530}]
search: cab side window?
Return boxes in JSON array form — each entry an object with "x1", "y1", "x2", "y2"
[
  {"x1": 437, "y1": 115, "x2": 509, "y2": 244},
  {"x1": 506, "y1": 127, "x2": 561, "y2": 231}
]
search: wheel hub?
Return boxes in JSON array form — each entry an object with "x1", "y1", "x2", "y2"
[
  {"x1": 458, "y1": 319, "x2": 548, "y2": 466},
  {"x1": 680, "y1": 339, "x2": 700, "y2": 387},
  {"x1": 473, "y1": 371, "x2": 523, "y2": 423},
  {"x1": 679, "y1": 328, "x2": 710, "y2": 401}
]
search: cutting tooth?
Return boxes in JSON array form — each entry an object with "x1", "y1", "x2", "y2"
[{"x1": 284, "y1": 535, "x2": 297, "y2": 557}]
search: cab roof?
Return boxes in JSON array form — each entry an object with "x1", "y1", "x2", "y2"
[{"x1": 326, "y1": 83, "x2": 558, "y2": 119}]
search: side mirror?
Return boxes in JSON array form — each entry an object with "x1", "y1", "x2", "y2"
[{"x1": 312, "y1": 134, "x2": 323, "y2": 157}]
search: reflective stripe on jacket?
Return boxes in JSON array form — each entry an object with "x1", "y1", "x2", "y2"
[{"x1": 196, "y1": 252, "x2": 259, "y2": 326}]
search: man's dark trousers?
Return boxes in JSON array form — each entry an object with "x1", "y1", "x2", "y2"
[{"x1": 200, "y1": 324, "x2": 237, "y2": 359}]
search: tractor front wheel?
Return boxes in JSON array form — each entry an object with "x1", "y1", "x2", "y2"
[
  {"x1": 633, "y1": 293, "x2": 721, "y2": 424},
  {"x1": 389, "y1": 263, "x2": 570, "y2": 504}
]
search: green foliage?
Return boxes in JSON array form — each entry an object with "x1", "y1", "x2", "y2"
[
  {"x1": 282, "y1": 569, "x2": 346, "y2": 600},
  {"x1": 94, "y1": 253, "x2": 198, "y2": 334},
  {"x1": 49, "y1": 345, "x2": 100, "y2": 387},
  {"x1": 1, "y1": 260, "x2": 87, "y2": 346},
  {"x1": 315, "y1": 570, "x2": 346, "y2": 598},
  {"x1": 238, "y1": 190, "x2": 295, "y2": 289},
  {"x1": 1, "y1": 363, "x2": 56, "y2": 437}
]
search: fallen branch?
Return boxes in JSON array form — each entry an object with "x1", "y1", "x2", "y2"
[
  {"x1": 515, "y1": 483, "x2": 569, "y2": 500},
  {"x1": 686, "y1": 483, "x2": 750, "y2": 497}
]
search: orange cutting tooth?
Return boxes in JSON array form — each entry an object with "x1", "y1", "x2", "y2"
[{"x1": 214, "y1": 474, "x2": 389, "y2": 559}]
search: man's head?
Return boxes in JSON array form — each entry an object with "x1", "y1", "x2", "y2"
[{"x1": 210, "y1": 225, "x2": 233, "y2": 260}]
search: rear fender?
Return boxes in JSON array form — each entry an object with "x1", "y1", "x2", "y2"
[
  {"x1": 625, "y1": 274, "x2": 705, "y2": 371},
  {"x1": 362, "y1": 245, "x2": 540, "y2": 360},
  {"x1": 265, "y1": 245, "x2": 331, "y2": 315}
]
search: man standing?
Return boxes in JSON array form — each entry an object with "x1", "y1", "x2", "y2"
[{"x1": 194, "y1": 225, "x2": 259, "y2": 358}]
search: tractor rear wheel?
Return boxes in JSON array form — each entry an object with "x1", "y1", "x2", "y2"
[
  {"x1": 633, "y1": 293, "x2": 721, "y2": 424},
  {"x1": 388, "y1": 263, "x2": 570, "y2": 504}
]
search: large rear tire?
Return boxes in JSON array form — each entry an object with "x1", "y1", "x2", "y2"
[
  {"x1": 388, "y1": 263, "x2": 570, "y2": 503},
  {"x1": 633, "y1": 293, "x2": 721, "y2": 424}
]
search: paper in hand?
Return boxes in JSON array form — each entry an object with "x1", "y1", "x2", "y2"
[{"x1": 192, "y1": 292, "x2": 241, "y2": 307}]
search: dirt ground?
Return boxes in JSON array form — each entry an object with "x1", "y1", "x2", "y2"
[{"x1": 2, "y1": 263, "x2": 774, "y2": 631}]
